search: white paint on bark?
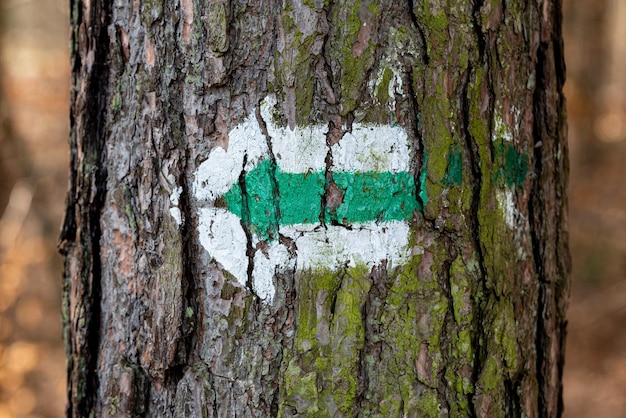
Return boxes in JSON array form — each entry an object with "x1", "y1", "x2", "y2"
[
  {"x1": 498, "y1": 189, "x2": 518, "y2": 229},
  {"x1": 177, "y1": 96, "x2": 415, "y2": 303},
  {"x1": 192, "y1": 112, "x2": 268, "y2": 203},
  {"x1": 260, "y1": 95, "x2": 410, "y2": 174},
  {"x1": 260, "y1": 93, "x2": 329, "y2": 174},
  {"x1": 169, "y1": 186, "x2": 183, "y2": 225},
  {"x1": 252, "y1": 240, "x2": 293, "y2": 301},
  {"x1": 494, "y1": 115, "x2": 512, "y2": 142},
  {"x1": 280, "y1": 221, "x2": 410, "y2": 272},
  {"x1": 197, "y1": 208, "x2": 249, "y2": 286},
  {"x1": 331, "y1": 124, "x2": 410, "y2": 173}
]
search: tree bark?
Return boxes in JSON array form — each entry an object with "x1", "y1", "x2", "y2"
[{"x1": 61, "y1": 0, "x2": 569, "y2": 417}]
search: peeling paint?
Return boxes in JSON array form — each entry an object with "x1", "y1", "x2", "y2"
[
  {"x1": 169, "y1": 186, "x2": 183, "y2": 225},
  {"x1": 192, "y1": 111, "x2": 268, "y2": 203},
  {"x1": 497, "y1": 189, "x2": 517, "y2": 229},
  {"x1": 369, "y1": 64, "x2": 404, "y2": 112}
]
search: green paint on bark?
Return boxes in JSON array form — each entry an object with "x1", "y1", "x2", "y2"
[
  {"x1": 493, "y1": 139, "x2": 529, "y2": 188},
  {"x1": 277, "y1": 169, "x2": 326, "y2": 225},
  {"x1": 418, "y1": 150, "x2": 429, "y2": 211},
  {"x1": 224, "y1": 159, "x2": 419, "y2": 240},
  {"x1": 326, "y1": 171, "x2": 419, "y2": 224},
  {"x1": 223, "y1": 158, "x2": 281, "y2": 240},
  {"x1": 443, "y1": 143, "x2": 463, "y2": 186}
]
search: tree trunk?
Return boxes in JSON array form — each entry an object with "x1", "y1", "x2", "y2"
[{"x1": 60, "y1": 0, "x2": 569, "y2": 416}]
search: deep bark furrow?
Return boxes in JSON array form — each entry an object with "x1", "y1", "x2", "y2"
[
  {"x1": 238, "y1": 154, "x2": 257, "y2": 294},
  {"x1": 535, "y1": 285, "x2": 549, "y2": 416},
  {"x1": 256, "y1": 105, "x2": 283, "y2": 231},
  {"x1": 405, "y1": 68, "x2": 426, "y2": 212},
  {"x1": 530, "y1": 40, "x2": 547, "y2": 280},
  {"x1": 408, "y1": 0, "x2": 429, "y2": 65},
  {"x1": 178, "y1": 155, "x2": 198, "y2": 363},
  {"x1": 355, "y1": 289, "x2": 369, "y2": 414},
  {"x1": 530, "y1": 1, "x2": 569, "y2": 415},
  {"x1": 471, "y1": 0, "x2": 486, "y2": 63},
  {"x1": 438, "y1": 251, "x2": 457, "y2": 410},
  {"x1": 63, "y1": 0, "x2": 112, "y2": 416},
  {"x1": 460, "y1": 65, "x2": 487, "y2": 418},
  {"x1": 504, "y1": 377, "x2": 522, "y2": 417},
  {"x1": 531, "y1": 37, "x2": 550, "y2": 417}
]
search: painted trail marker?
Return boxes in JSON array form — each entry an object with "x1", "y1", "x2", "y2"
[
  {"x1": 223, "y1": 160, "x2": 418, "y2": 240},
  {"x1": 182, "y1": 96, "x2": 419, "y2": 302}
]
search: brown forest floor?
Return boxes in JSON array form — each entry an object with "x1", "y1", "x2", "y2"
[{"x1": 0, "y1": 1, "x2": 624, "y2": 417}]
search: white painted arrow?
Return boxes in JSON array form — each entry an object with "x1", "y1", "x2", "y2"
[{"x1": 173, "y1": 96, "x2": 418, "y2": 302}]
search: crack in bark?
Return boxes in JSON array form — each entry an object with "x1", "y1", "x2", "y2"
[
  {"x1": 462, "y1": 5, "x2": 496, "y2": 412},
  {"x1": 405, "y1": 1, "x2": 431, "y2": 218},
  {"x1": 156, "y1": 8, "x2": 203, "y2": 405},
  {"x1": 208, "y1": 371, "x2": 219, "y2": 417},
  {"x1": 256, "y1": 105, "x2": 282, "y2": 238},
  {"x1": 313, "y1": 2, "x2": 338, "y2": 115},
  {"x1": 535, "y1": 285, "x2": 548, "y2": 416},
  {"x1": 269, "y1": 383, "x2": 280, "y2": 417},
  {"x1": 471, "y1": 0, "x2": 486, "y2": 62},
  {"x1": 321, "y1": 150, "x2": 335, "y2": 227},
  {"x1": 531, "y1": 36, "x2": 554, "y2": 418},
  {"x1": 408, "y1": 0, "x2": 429, "y2": 65},
  {"x1": 504, "y1": 377, "x2": 522, "y2": 417},
  {"x1": 530, "y1": 30, "x2": 549, "y2": 414},
  {"x1": 355, "y1": 282, "x2": 370, "y2": 415},
  {"x1": 328, "y1": 264, "x2": 348, "y2": 318},
  {"x1": 61, "y1": 0, "x2": 112, "y2": 416},
  {"x1": 177, "y1": 147, "x2": 198, "y2": 364},
  {"x1": 355, "y1": 263, "x2": 390, "y2": 412},
  {"x1": 436, "y1": 244, "x2": 457, "y2": 414},
  {"x1": 237, "y1": 153, "x2": 258, "y2": 297},
  {"x1": 553, "y1": 4, "x2": 569, "y2": 416},
  {"x1": 530, "y1": 1, "x2": 569, "y2": 414},
  {"x1": 319, "y1": 0, "x2": 339, "y2": 228},
  {"x1": 406, "y1": 69, "x2": 426, "y2": 213}
]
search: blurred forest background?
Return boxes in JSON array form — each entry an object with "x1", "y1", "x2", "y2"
[{"x1": 0, "y1": 1, "x2": 624, "y2": 417}]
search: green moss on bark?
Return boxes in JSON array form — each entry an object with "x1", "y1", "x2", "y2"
[{"x1": 279, "y1": 266, "x2": 371, "y2": 416}]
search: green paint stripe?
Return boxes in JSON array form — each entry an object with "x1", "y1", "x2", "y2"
[
  {"x1": 436, "y1": 140, "x2": 528, "y2": 190},
  {"x1": 493, "y1": 139, "x2": 528, "y2": 188},
  {"x1": 224, "y1": 159, "x2": 419, "y2": 240},
  {"x1": 326, "y1": 171, "x2": 418, "y2": 224},
  {"x1": 443, "y1": 143, "x2": 463, "y2": 186}
]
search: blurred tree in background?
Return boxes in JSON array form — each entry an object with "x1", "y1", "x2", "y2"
[
  {"x1": 0, "y1": 0, "x2": 69, "y2": 416},
  {"x1": 563, "y1": 0, "x2": 626, "y2": 416}
]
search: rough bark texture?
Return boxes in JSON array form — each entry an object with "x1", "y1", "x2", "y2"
[{"x1": 61, "y1": 0, "x2": 569, "y2": 417}]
